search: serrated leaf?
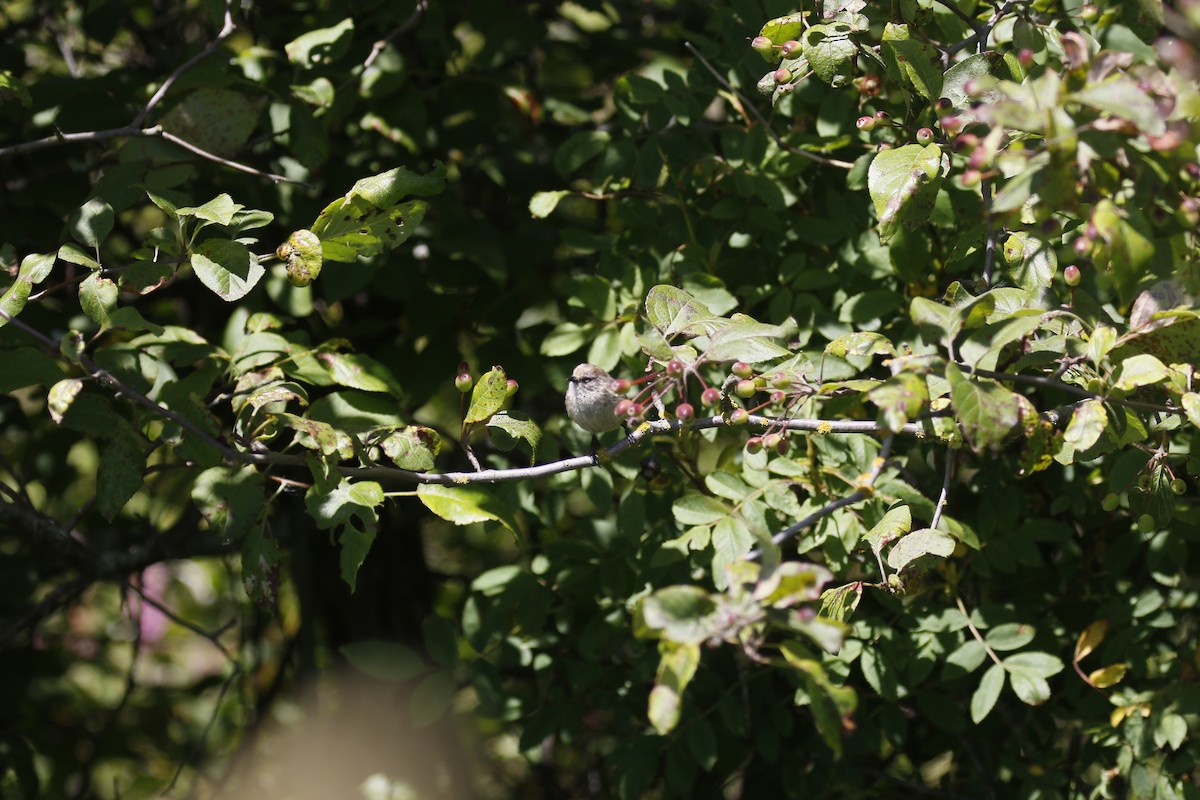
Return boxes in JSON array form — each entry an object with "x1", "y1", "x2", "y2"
[
  {"x1": 79, "y1": 272, "x2": 118, "y2": 326},
  {"x1": 1007, "y1": 665, "x2": 1051, "y2": 705},
  {"x1": 465, "y1": 367, "x2": 508, "y2": 423},
  {"x1": 863, "y1": 505, "x2": 911, "y2": 556},
  {"x1": 672, "y1": 494, "x2": 728, "y2": 526},
  {"x1": 1001, "y1": 232, "x2": 1057, "y2": 291},
  {"x1": 818, "y1": 582, "x2": 863, "y2": 624},
  {"x1": 640, "y1": 586, "x2": 716, "y2": 645},
  {"x1": 416, "y1": 484, "x2": 519, "y2": 536},
  {"x1": 886, "y1": 527, "x2": 956, "y2": 572},
  {"x1": 191, "y1": 239, "x2": 264, "y2": 301},
  {"x1": 868, "y1": 373, "x2": 929, "y2": 432},
  {"x1": 868, "y1": 144, "x2": 944, "y2": 243},
  {"x1": 946, "y1": 363, "x2": 1020, "y2": 450},
  {"x1": 645, "y1": 285, "x2": 719, "y2": 340},
  {"x1": 177, "y1": 194, "x2": 241, "y2": 226},
  {"x1": 310, "y1": 197, "x2": 427, "y2": 262},
  {"x1": 161, "y1": 89, "x2": 260, "y2": 156},
  {"x1": 1063, "y1": 399, "x2": 1107, "y2": 452},
  {"x1": 192, "y1": 465, "x2": 266, "y2": 542},
  {"x1": 486, "y1": 411, "x2": 541, "y2": 465},
  {"x1": 971, "y1": 662, "x2": 1006, "y2": 723},
  {"x1": 801, "y1": 22, "x2": 857, "y2": 87},
  {"x1": 305, "y1": 475, "x2": 384, "y2": 591},
  {"x1": 1112, "y1": 353, "x2": 1169, "y2": 391},
  {"x1": 883, "y1": 36, "x2": 942, "y2": 100},
  {"x1": 68, "y1": 198, "x2": 114, "y2": 249},
  {"x1": 381, "y1": 426, "x2": 441, "y2": 471}
]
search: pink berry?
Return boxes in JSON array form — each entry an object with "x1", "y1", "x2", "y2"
[
  {"x1": 856, "y1": 115, "x2": 876, "y2": 131},
  {"x1": 675, "y1": 403, "x2": 694, "y2": 421},
  {"x1": 732, "y1": 361, "x2": 754, "y2": 379},
  {"x1": 1064, "y1": 265, "x2": 1081, "y2": 286},
  {"x1": 666, "y1": 360, "x2": 684, "y2": 376},
  {"x1": 916, "y1": 127, "x2": 934, "y2": 144},
  {"x1": 701, "y1": 387, "x2": 721, "y2": 407},
  {"x1": 613, "y1": 378, "x2": 632, "y2": 394},
  {"x1": 780, "y1": 40, "x2": 801, "y2": 57}
]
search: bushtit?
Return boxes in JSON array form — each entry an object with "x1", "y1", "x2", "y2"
[{"x1": 565, "y1": 363, "x2": 623, "y2": 433}]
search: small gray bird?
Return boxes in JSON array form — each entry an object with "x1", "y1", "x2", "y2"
[{"x1": 565, "y1": 363, "x2": 623, "y2": 433}]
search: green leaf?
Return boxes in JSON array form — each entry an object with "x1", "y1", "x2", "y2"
[
  {"x1": 416, "y1": 484, "x2": 520, "y2": 536},
  {"x1": 68, "y1": 198, "x2": 114, "y2": 249},
  {"x1": 160, "y1": 89, "x2": 260, "y2": 156},
  {"x1": 868, "y1": 144, "x2": 945, "y2": 243},
  {"x1": 0, "y1": 69, "x2": 32, "y2": 107},
  {"x1": 310, "y1": 197, "x2": 428, "y2": 262},
  {"x1": 177, "y1": 193, "x2": 241, "y2": 227},
  {"x1": 702, "y1": 317, "x2": 792, "y2": 362},
  {"x1": 1063, "y1": 399, "x2": 1107, "y2": 452},
  {"x1": 1183, "y1": 393, "x2": 1200, "y2": 428},
  {"x1": 818, "y1": 582, "x2": 863, "y2": 624},
  {"x1": 57, "y1": 243, "x2": 100, "y2": 270},
  {"x1": 886, "y1": 528, "x2": 956, "y2": 572},
  {"x1": 757, "y1": 14, "x2": 806, "y2": 48},
  {"x1": 529, "y1": 190, "x2": 570, "y2": 219},
  {"x1": 18, "y1": 253, "x2": 55, "y2": 284},
  {"x1": 486, "y1": 411, "x2": 541, "y2": 465},
  {"x1": 340, "y1": 639, "x2": 425, "y2": 682},
  {"x1": 645, "y1": 285, "x2": 719, "y2": 340},
  {"x1": 79, "y1": 272, "x2": 118, "y2": 326},
  {"x1": 1007, "y1": 664, "x2": 1051, "y2": 705},
  {"x1": 305, "y1": 475, "x2": 385, "y2": 591},
  {"x1": 554, "y1": 130, "x2": 611, "y2": 176},
  {"x1": 825, "y1": 332, "x2": 896, "y2": 357},
  {"x1": 410, "y1": 671, "x2": 457, "y2": 726},
  {"x1": 1072, "y1": 76, "x2": 1166, "y2": 136},
  {"x1": 47, "y1": 378, "x2": 83, "y2": 424},
  {"x1": 971, "y1": 663, "x2": 1006, "y2": 723},
  {"x1": 640, "y1": 586, "x2": 716, "y2": 645},
  {"x1": 910, "y1": 297, "x2": 959, "y2": 344},
  {"x1": 1091, "y1": 200, "x2": 1155, "y2": 304},
  {"x1": 285, "y1": 18, "x2": 355, "y2": 68},
  {"x1": 868, "y1": 373, "x2": 929, "y2": 432},
  {"x1": 985, "y1": 623, "x2": 1036, "y2": 652},
  {"x1": 465, "y1": 367, "x2": 508, "y2": 423},
  {"x1": 348, "y1": 162, "x2": 447, "y2": 208},
  {"x1": 192, "y1": 466, "x2": 266, "y2": 542},
  {"x1": 0, "y1": 347, "x2": 64, "y2": 392},
  {"x1": 672, "y1": 494, "x2": 728, "y2": 526},
  {"x1": 321, "y1": 351, "x2": 405, "y2": 398},
  {"x1": 942, "y1": 52, "x2": 1006, "y2": 109},
  {"x1": 883, "y1": 36, "x2": 942, "y2": 100},
  {"x1": 277, "y1": 228, "x2": 323, "y2": 287},
  {"x1": 381, "y1": 426, "x2": 441, "y2": 471},
  {"x1": 1004, "y1": 650, "x2": 1064, "y2": 678},
  {"x1": 422, "y1": 617, "x2": 460, "y2": 668},
  {"x1": 801, "y1": 22, "x2": 857, "y2": 87},
  {"x1": 648, "y1": 684, "x2": 682, "y2": 736},
  {"x1": 191, "y1": 239, "x2": 264, "y2": 301},
  {"x1": 1112, "y1": 353, "x2": 1169, "y2": 391},
  {"x1": 863, "y1": 505, "x2": 911, "y2": 558},
  {"x1": 1001, "y1": 232, "x2": 1057, "y2": 292},
  {"x1": 97, "y1": 432, "x2": 146, "y2": 521},
  {"x1": 946, "y1": 363, "x2": 1021, "y2": 450}
]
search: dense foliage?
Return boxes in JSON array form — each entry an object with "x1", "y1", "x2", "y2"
[{"x1": 2, "y1": 0, "x2": 1199, "y2": 797}]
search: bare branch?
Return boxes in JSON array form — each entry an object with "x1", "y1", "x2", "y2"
[
  {"x1": 930, "y1": 448, "x2": 955, "y2": 530},
  {"x1": 155, "y1": 127, "x2": 308, "y2": 186}
]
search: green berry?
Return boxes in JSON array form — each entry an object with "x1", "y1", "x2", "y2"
[
  {"x1": 735, "y1": 379, "x2": 757, "y2": 398},
  {"x1": 773, "y1": 67, "x2": 792, "y2": 84},
  {"x1": 505, "y1": 379, "x2": 519, "y2": 398},
  {"x1": 770, "y1": 372, "x2": 790, "y2": 390},
  {"x1": 1101, "y1": 493, "x2": 1120, "y2": 511},
  {"x1": 454, "y1": 372, "x2": 474, "y2": 393},
  {"x1": 729, "y1": 408, "x2": 750, "y2": 425},
  {"x1": 1137, "y1": 513, "x2": 1155, "y2": 533},
  {"x1": 916, "y1": 127, "x2": 935, "y2": 145},
  {"x1": 856, "y1": 115, "x2": 876, "y2": 132},
  {"x1": 750, "y1": 36, "x2": 774, "y2": 57},
  {"x1": 732, "y1": 361, "x2": 754, "y2": 379},
  {"x1": 780, "y1": 40, "x2": 801, "y2": 57},
  {"x1": 1171, "y1": 478, "x2": 1187, "y2": 495},
  {"x1": 1064, "y1": 265, "x2": 1081, "y2": 286}
]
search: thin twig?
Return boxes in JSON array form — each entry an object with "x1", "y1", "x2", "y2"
[
  {"x1": 981, "y1": 176, "x2": 997, "y2": 287},
  {"x1": 962, "y1": 363, "x2": 1180, "y2": 416},
  {"x1": 124, "y1": 580, "x2": 238, "y2": 664},
  {"x1": 0, "y1": 575, "x2": 90, "y2": 646},
  {"x1": 684, "y1": 41, "x2": 856, "y2": 170},
  {"x1": 930, "y1": 448, "x2": 954, "y2": 530},
  {"x1": 955, "y1": 592, "x2": 1003, "y2": 666},
  {"x1": 156, "y1": 127, "x2": 304, "y2": 186},
  {"x1": 749, "y1": 433, "x2": 896, "y2": 559},
  {"x1": 132, "y1": 0, "x2": 236, "y2": 128}
]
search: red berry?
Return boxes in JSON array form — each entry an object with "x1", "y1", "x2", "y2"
[
  {"x1": 614, "y1": 399, "x2": 633, "y2": 417},
  {"x1": 1018, "y1": 48, "x2": 1034, "y2": 66},
  {"x1": 626, "y1": 402, "x2": 644, "y2": 419},
  {"x1": 454, "y1": 372, "x2": 474, "y2": 393},
  {"x1": 770, "y1": 372, "x2": 790, "y2": 389},
  {"x1": 675, "y1": 403, "x2": 695, "y2": 421},
  {"x1": 773, "y1": 67, "x2": 792, "y2": 84},
  {"x1": 960, "y1": 169, "x2": 982, "y2": 188},
  {"x1": 613, "y1": 378, "x2": 632, "y2": 394},
  {"x1": 873, "y1": 110, "x2": 891, "y2": 123},
  {"x1": 916, "y1": 127, "x2": 934, "y2": 145},
  {"x1": 1073, "y1": 236, "x2": 1091, "y2": 255},
  {"x1": 701, "y1": 387, "x2": 721, "y2": 407},
  {"x1": 1064, "y1": 265, "x2": 1081, "y2": 286},
  {"x1": 935, "y1": 97, "x2": 953, "y2": 112},
  {"x1": 856, "y1": 115, "x2": 876, "y2": 131},
  {"x1": 780, "y1": 40, "x2": 801, "y2": 57},
  {"x1": 746, "y1": 436, "x2": 764, "y2": 454},
  {"x1": 939, "y1": 115, "x2": 963, "y2": 135},
  {"x1": 769, "y1": 390, "x2": 786, "y2": 406},
  {"x1": 505, "y1": 379, "x2": 519, "y2": 398},
  {"x1": 666, "y1": 360, "x2": 684, "y2": 376},
  {"x1": 775, "y1": 435, "x2": 790, "y2": 455},
  {"x1": 732, "y1": 361, "x2": 754, "y2": 379}
]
